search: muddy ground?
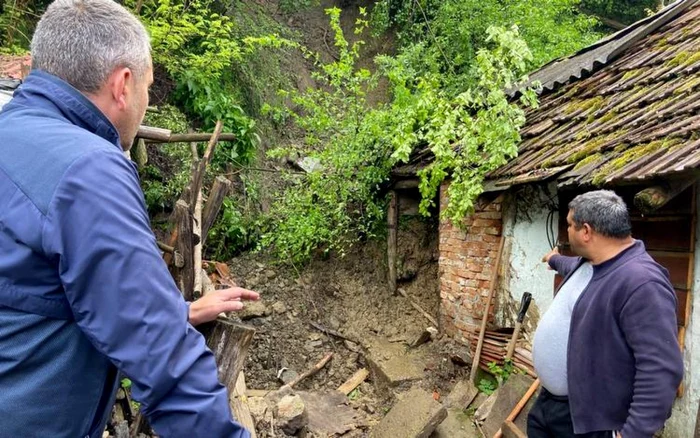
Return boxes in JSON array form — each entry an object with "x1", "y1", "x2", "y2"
[{"x1": 227, "y1": 217, "x2": 471, "y2": 436}]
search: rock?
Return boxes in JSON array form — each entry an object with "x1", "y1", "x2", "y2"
[
  {"x1": 328, "y1": 315, "x2": 342, "y2": 330},
  {"x1": 239, "y1": 301, "x2": 270, "y2": 320},
  {"x1": 265, "y1": 269, "x2": 276, "y2": 280},
  {"x1": 444, "y1": 380, "x2": 478, "y2": 410},
  {"x1": 370, "y1": 388, "x2": 447, "y2": 438},
  {"x1": 272, "y1": 301, "x2": 288, "y2": 314},
  {"x1": 248, "y1": 396, "x2": 269, "y2": 422},
  {"x1": 201, "y1": 269, "x2": 215, "y2": 295},
  {"x1": 474, "y1": 392, "x2": 497, "y2": 422},
  {"x1": 411, "y1": 327, "x2": 438, "y2": 348},
  {"x1": 365, "y1": 337, "x2": 424, "y2": 389},
  {"x1": 114, "y1": 420, "x2": 129, "y2": 438},
  {"x1": 431, "y1": 408, "x2": 480, "y2": 438},
  {"x1": 276, "y1": 394, "x2": 308, "y2": 435},
  {"x1": 278, "y1": 368, "x2": 299, "y2": 385},
  {"x1": 344, "y1": 340, "x2": 361, "y2": 353}
]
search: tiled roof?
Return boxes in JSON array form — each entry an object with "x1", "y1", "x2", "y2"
[
  {"x1": 489, "y1": 0, "x2": 700, "y2": 190},
  {"x1": 0, "y1": 55, "x2": 31, "y2": 80}
]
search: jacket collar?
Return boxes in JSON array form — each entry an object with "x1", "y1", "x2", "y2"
[
  {"x1": 591, "y1": 239, "x2": 645, "y2": 278},
  {"x1": 7, "y1": 69, "x2": 121, "y2": 148}
]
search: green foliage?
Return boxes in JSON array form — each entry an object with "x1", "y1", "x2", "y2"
[
  {"x1": 580, "y1": 0, "x2": 661, "y2": 24},
  {"x1": 0, "y1": 0, "x2": 47, "y2": 52},
  {"x1": 478, "y1": 359, "x2": 521, "y2": 394},
  {"x1": 139, "y1": 106, "x2": 192, "y2": 213},
  {"x1": 278, "y1": 0, "x2": 320, "y2": 15},
  {"x1": 371, "y1": 0, "x2": 601, "y2": 82},
  {"x1": 128, "y1": 0, "x2": 274, "y2": 166},
  {"x1": 259, "y1": 7, "x2": 391, "y2": 265},
  {"x1": 388, "y1": 25, "x2": 539, "y2": 224},
  {"x1": 259, "y1": 8, "x2": 539, "y2": 265}
]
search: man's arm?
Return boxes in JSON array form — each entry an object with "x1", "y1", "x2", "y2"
[
  {"x1": 618, "y1": 280, "x2": 683, "y2": 438},
  {"x1": 42, "y1": 150, "x2": 250, "y2": 438},
  {"x1": 542, "y1": 246, "x2": 579, "y2": 277}
]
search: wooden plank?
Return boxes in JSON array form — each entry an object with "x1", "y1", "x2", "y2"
[
  {"x1": 230, "y1": 373, "x2": 257, "y2": 438},
  {"x1": 337, "y1": 368, "x2": 369, "y2": 395}
]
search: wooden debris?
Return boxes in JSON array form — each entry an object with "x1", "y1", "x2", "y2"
[
  {"x1": 397, "y1": 288, "x2": 439, "y2": 328},
  {"x1": 634, "y1": 179, "x2": 696, "y2": 214},
  {"x1": 189, "y1": 120, "x2": 224, "y2": 209},
  {"x1": 199, "y1": 318, "x2": 256, "y2": 395},
  {"x1": 137, "y1": 124, "x2": 237, "y2": 144},
  {"x1": 280, "y1": 352, "x2": 333, "y2": 391},
  {"x1": 337, "y1": 368, "x2": 369, "y2": 395},
  {"x1": 298, "y1": 391, "x2": 368, "y2": 436},
  {"x1": 411, "y1": 326, "x2": 438, "y2": 348},
  {"x1": 231, "y1": 373, "x2": 257, "y2": 438},
  {"x1": 174, "y1": 200, "x2": 195, "y2": 301},
  {"x1": 201, "y1": 176, "x2": 231, "y2": 246},
  {"x1": 309, "y1": 320, "x2": 354, "y2": 342}
]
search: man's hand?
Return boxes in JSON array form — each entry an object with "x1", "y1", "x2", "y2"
[
  {"x1": 188, "y1": 287, "x2": 260, "y2": 326},
  {"x1": 541, "y1": 245, "x2": 560, "y2": 266}
]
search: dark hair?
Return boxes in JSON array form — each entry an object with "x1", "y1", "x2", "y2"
[{"x1": 568, "y1": 190, "x2": 631, "y2": 238}]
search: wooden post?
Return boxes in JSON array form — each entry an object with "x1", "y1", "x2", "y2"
[
  {"x1": 189, "y1": 120, "x2": 224, "y2": 209},
  {"x1": 174, "y1": 200, "x2": 195, "y2": 301},
  {"x1": 470, "y1": 234, "x2": 506, "y2": 383},
  {"x1": 199, "y1": 317, "x2": 256, "y2": 394},
  {"x1": 191, "y1": 139, "x2": 203, "y2": 299},
  {"x1": 387, "y1": 190, "x2": 398, "y2": 294},
  {"x1": 201, "y1": 176, "x2": 232, "y2": 246}
]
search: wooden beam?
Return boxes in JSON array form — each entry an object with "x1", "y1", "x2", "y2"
[
  {"x1": 388, "y1": 190, "x2": 398, "y2": 294},
  {"x1": 633, "y1": 179, "x2": 696, "y2": 214},
  {"x1": 137, "y1": 125, "x2": 171, "y2": 142},
  {"x1": 201, "y1": 176, "x2": 232, "y2": 246},
  {"x1": 137, "y1": 125, "x2": 238, "y2": 144},
  {"x1": 189, "y1": 121, "x2": 224, "y2": 209}
]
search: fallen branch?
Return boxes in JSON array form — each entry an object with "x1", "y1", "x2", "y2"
[
  {"x1": 309, "y1": 321, "x2": 355, "y2": 342},
  {"x1": 280, "y1": 352, "x2": 333, "y2": 391},
  {"x1": 397, "y1": 288, "x2": 439, "y2": 328},
  {"x1": 337, "y1": 368, "x2": 369, "y2": 395}
]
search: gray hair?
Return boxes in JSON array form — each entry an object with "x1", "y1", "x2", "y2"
[
  {"x1": 568, "y1": 190, "x2": 631, "y2": 238},
  {"x1": 31, "y1": 0, "x2": 151, "y2": 93}
]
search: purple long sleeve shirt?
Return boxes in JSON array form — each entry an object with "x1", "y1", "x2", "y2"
[{"x1": 548, "y1": 240, "x2": 683, "y2": 438}]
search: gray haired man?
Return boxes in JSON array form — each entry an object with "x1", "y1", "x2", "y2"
[
  {"x1": 0, "y1": 0, "x2": 257, "y2": 437},
  {"x1": 528, "y1": 190, "x2": 683, "y2": 438}
]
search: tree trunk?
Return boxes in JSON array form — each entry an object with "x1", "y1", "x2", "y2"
[
  {"x1": 199, "y1": 318, "x2": 256, "y2": 394},
  {"x1": 174, "y1": 200, "x2": 195, "y2": 301},
  {"x1": 387, "y1": 190, "x2": 398, "y2": 294},
  {"x1": 201, "y1": 176, "x2": 232, "y2": 246}
]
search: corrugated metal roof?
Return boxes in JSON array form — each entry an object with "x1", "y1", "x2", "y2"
[{"x1": 488, "y1": 0, "x2": 700, "y2": 189}]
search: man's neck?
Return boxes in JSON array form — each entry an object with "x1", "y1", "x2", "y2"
[{"x1": 587, "y1": 237, "x2": 635, "y2": 265}]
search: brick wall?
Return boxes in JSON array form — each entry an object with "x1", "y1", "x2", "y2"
[{"x1": 438, "y1": 183, "x2": 503, "y2": 346}]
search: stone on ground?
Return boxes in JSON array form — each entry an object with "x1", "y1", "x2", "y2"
[
  {"x1": 365, "y1": 337, "x2": 425, "y2": 389},
  {"x1": 444, "y1": 380, "x2": 478, "y2": 410},
  {"x1": 276, "y1": 393, "x2": 307, "y2": 435},
  {"x1": 431, "y1": 408, "x2": 480, "y2": 438},
  {"x1": 481, "y1": 374, "x2": 536, "y2": 438},
  {"x1": 297, "y1": 390, "x2": 368, "y2": 436},
  {"x1": 369, "y1": 388, "x2": 447, "y2": 438}
]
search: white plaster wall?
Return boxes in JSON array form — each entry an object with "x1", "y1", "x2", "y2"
[
  {"x1": 501, "y1": 183, "x2": 559, "y2": 330},
  {"x1": 664, "y1": 188, "x2": 700, "y2": 437}
]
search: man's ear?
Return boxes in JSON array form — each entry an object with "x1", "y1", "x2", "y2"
[
  {"x1": 109, "y1": 67, "x2": 131, "y2": 110},
  {"x1": 582, "y1": 223, "x2": 593, "y2": 241}
]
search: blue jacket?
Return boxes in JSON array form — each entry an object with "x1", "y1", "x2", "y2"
[
  {"x1": 0, "y1": 70, "x2": 250, "y2": 438},
  {"x1": 549, "y1": 240, "x2": 683, "y2": 438}
]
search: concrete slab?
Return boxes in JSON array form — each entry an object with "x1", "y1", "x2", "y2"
[
  {"x1": 444, "y1": 380, "x2": 478, "y2": 410},
  {"x1": 431, "y1": 408, "x2": 479, "y2": 438},
  {"x1": 365, "y1": 337, "x2": 425, "y2": 389},
  {"x1": 481, "y1": 374, "x2": 536, "y2": 438},
  {"x1": 370, "y1": 388, "x2": 447, "y2": 438}
]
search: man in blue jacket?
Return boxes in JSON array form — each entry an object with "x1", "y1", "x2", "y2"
[
  {"x1": 528, "y1": 190, "x2": 683, "y2": 438},
  {"x1": 0, "y1": 0, "x2": 258, "y2": 437}
]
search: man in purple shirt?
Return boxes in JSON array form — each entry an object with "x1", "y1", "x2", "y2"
[{"x1": 528, "y1": 190, "x2": 683, "y2": 438}]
